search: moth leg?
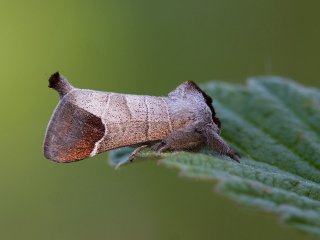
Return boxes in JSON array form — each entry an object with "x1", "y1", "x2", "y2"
[
  {"x1": 128, "y1": 145, "x2": 148, "y2": 162},
  {"x1": 115, "y1": 145, "x2": 148, "y2": 169},
  {"x1": 152, "y1": 127, "x2": 204, "y2": 154},
  {"x1": 199, "y1": 124, "x2": 240, "y2": 162}
]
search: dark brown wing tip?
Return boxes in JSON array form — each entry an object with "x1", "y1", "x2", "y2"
[
  {"x1": 43, "y1": 101, "x2": 105, "y2": 163},
  {"x1": 43, "y1": 137, "x2": 87, "y2": 163},
  {"x1": 43, "y1": 147, "x2": 63, "y2": 163},
  {"x1": 43, "y1": 148, "x2": 84, "y2": 163},
  {"x1": 186, "y1": 81, "x2": 221, "y2": 129},
  {"x1": 48, "y1": 72, "x2": 74, "y2": 98}
]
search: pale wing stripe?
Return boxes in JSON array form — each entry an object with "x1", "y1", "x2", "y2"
[
  {"x1": 90, "y1": 94, "x2": 110, "y2": 157},
  {"x1": 162, "y1": 98, "x2": 173, "y2": 132},
  {"x1": 144, "y1": 96, "x2": 150, "y2": 141},
  {"x1": 123, "y1": 95, "x2": 133, "y2": 121}
]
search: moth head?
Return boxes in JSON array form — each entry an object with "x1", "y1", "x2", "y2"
[{"x1": 169, "y1": 81, "x2": 221, "y2": 130}]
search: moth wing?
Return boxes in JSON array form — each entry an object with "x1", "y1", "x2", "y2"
[{"x1": 44, "y1": 97, "x2": 105, "y2": 163}]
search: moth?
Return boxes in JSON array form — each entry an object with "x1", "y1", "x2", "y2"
[{"x1": 44, "y1": 72, "x2": 240, "y2": 166}]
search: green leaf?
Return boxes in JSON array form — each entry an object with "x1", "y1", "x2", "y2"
[{"x1": 110, "y1": 77, "x2": 320, "y2": 235}]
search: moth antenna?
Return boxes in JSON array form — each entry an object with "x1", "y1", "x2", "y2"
[{"x1": 48, "y1": 72, "x2": 74, "y2": 98}]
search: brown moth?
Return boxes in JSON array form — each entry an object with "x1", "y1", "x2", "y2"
[{"x1": 44, "y1": 72, "x2": 240, "y2": 166}]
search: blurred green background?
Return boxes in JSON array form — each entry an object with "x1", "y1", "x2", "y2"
[{"x1": 0, "y1": 0, "x2": 319, "y2": 239}]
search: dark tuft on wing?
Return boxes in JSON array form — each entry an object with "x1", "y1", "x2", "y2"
[
  {"x1": 185, "y1": 81, "x2": 221, "y2": 129},
  {"x1": 48, "y1": 72, "x2": 74, "y2": 98}
]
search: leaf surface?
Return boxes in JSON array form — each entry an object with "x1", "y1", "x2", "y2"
[{"x1": 110, "y1": 77, "x2": 320, "y2": 235}]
